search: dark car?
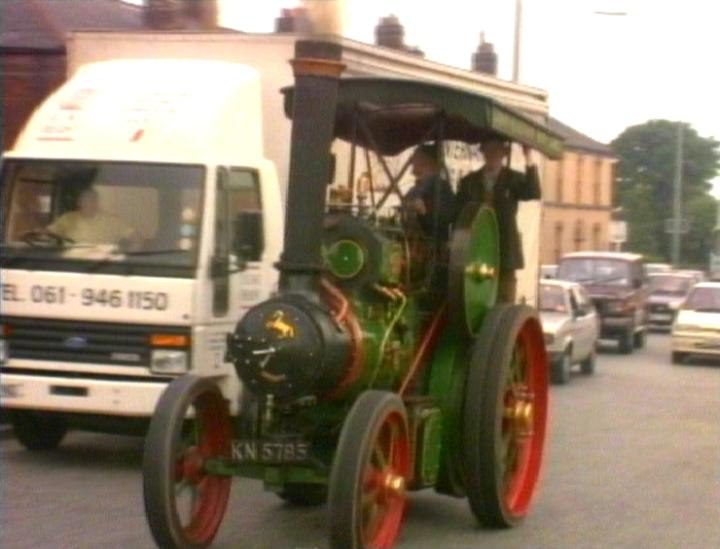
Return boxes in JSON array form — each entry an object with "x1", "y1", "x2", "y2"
[
  {"x1": 646, "y1": 272, "x2": 698, "y2": 330},
  {"x1": 557, "y1": 252, "x2": 648, "y2": 354}
]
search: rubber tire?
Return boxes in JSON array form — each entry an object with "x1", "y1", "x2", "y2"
[
  {"x1": 10, "y1": 411, "x2": 67, "y2": 451},
  {"x1": 580, "y1": 351, "x2": 596, "y2": 375},
  {"x1": 618, "y1": 330, "x2": 634, "y2": 354},
  {"x1": 463, "y1": 304, "x2": 548, "y2": 528},
  {"x1": 671, "y1": 351, "x2": 687, "y2": 365},
  {"x1": 551, "y1": 349, "x2": 571, "y2": 385},
  {"x1": 143, "y1": 375, "x2": 232, "y2": 549},
  {"x1": 633, "y1": 330, "x2": 646, "y2": 349},
  {"x1": 277, "y1": 483, "x2": 327, "y2": 506},
  {"x1": 328, "y1": 390, "x2": 409, "y2": 549}
]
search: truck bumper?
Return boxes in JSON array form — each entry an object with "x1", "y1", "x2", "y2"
[
  {"x1": 600, "y1": 317, "x2": 634, "y2": 337},
  {"x1": 0, "y1": 373, "x2": 170, "y2": 417}
]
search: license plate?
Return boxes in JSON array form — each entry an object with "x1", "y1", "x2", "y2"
[{"x1": 231, "y1": 439, "x2": 310, "y2": 464}]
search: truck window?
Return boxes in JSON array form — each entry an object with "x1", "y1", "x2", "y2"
[{"x1": 227, "y1": 169, "x2": 263, "y2": 262}]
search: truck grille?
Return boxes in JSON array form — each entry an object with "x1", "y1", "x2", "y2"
[{"x1": 1, "y1": 317, "x2": 189, "y2": 367}]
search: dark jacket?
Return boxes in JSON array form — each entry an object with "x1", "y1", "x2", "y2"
[
  {"x1": 405, "y1": 173, "x2": 455, "y2": 241},
  {"x1": 456, "y1": 165, "x2": 541, "y2": 272}
]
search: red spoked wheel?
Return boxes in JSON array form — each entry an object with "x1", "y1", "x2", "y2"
[
  {"x1": 463, "y1": 305, "x2": 548, "y2": 528},
  {"x1": 329, "y1": 390, "x2": 411, "y2": 549},
  {"x1": 143, "y1": 376, "x2": 233, "y2": 549}
]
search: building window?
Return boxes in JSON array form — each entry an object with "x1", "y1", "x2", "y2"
[
  {"x1": 556, "y1": 158, "x2": 564, "y2": 203},
  {"x1": 554, "y1": 221, "x2": 564, "y2": 262},
  {"x1": 594, "y1": 158, "x2": 602, "y2": 206},
  {"x1": 593, "y1": 222, "x2": 602, "y2": 250},
  {"x1": 574, "y1": 219, "x2": 585, "y2": 251},
  {"x1": 575, "y1": 154, "x2": 583, "y2": 204}
]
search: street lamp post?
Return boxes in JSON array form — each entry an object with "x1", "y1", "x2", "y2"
[
  {"x1": 671, "y1": 122, "x2": 684, "y2": 267},
  {"x1": 512, "y1": 0, "x2": 522, "y2": 82}
]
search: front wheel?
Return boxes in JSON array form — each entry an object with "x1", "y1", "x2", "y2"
[
  {"x1": 328, "y1": 390, "x2": 411, "y2": 549},
  {"x1": 10, "y1": 411, "x2": 67, "y2": 451},
  {"x1": 580, "y1": 351, "x2": 596, "y2": 375},
  {"x1": 143, "y1": 376, "x2": 232, "y2": 549},
  {"x1": 550, "y1": 349, "x2": 571, "y2": 385},
  {"x1": 463, "y1": 305, "x2": 549, "y2": 528}
]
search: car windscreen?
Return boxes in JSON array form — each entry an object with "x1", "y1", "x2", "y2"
[
  {"x1": 649, "y1": 275, "x2": 692, "y2": 295},
  {"x1": 540, "y1": 285, "x2": 568, "y2": 313},
  {"x1": 682, "y1": 287, "x2": 720, "y2": 311},
  {"x1": 557, "y1": 258, "x2": 631, "y2": 287},
  {"x1": 1, "y1": 159, "x2": 204, "y2": 276}
]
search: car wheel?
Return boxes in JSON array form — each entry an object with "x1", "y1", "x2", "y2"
[
  {"x1": 618, "y1": 330, "x2": 633, "y2": 354},
  {"x1": 633, "y1": 329, "x2": 646, "y2": 349},
  {"x1": 551, "y1": 349, "x2": 571, "y2": 385},
  {"x1": 580, "y1": 350, "x2": 596, "y2": 375},
  {"x1": 671, "y1": 351, "x2": 687, "y2": 365}
]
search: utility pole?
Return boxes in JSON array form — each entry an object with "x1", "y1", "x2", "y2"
[
  {"x1": 512, "y1": 0, "x2": 522, "y2": 82},
  {"x1": 671, "y1": 122, "x2": 684, "y2": 267}
]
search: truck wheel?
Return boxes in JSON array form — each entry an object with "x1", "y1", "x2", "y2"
[
  {"x1": 463, "y1": 305, "x2": 549, "y2": 528},
  {"x1": 329, "y1": 390, "x2": 410, "y2": 549},
  {"x1": 580, "y1": 351, "x2": 596, "y2": 375},
  {"x1": 618, "y1": 330, "x2": 633, "y2": 354},
  {"x1": 143, "y1": 376, "x2": 232, "y2": 549},
  {"x1": 277, "y1": 483, "x2": 327, "y2": 506},
  {"x1": 633, "y1": 330, "x2": 646, "y2": 349},
  {"x1": 550, "y1": 349, "x2": 571, "y2": 385},
  {"x1": 10, "y1": 411, "x2": 67, "y2": 451},
  {"x1": 671, "y1": 352, "x2": 687, "y2": 365}
]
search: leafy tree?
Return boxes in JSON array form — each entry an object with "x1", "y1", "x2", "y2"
[{"x1": 611, "y1": 120, "x2": 720, "y2": 264}]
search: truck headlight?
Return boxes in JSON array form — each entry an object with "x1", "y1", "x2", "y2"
[
  {"x1": 151, "y1": 350, "x2": 188, "y2": 374},
  {"x1": 544, "y1": 333, "x2": 555, "y2": 344}
]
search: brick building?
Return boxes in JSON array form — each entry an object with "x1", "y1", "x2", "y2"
[{"x1": 541, "y1": 119, "x2": 617, "y2": 264}]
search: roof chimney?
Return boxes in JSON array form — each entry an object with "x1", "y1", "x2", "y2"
[
  {"x1": 275, "y1": 7, "x2": 312, "y2": 33},
  {"x1": 472, "y1": 32, "x2": 498, "y2": 76},
  {"x1": 375, "y1": 15, "x2": 405, "y2": 50},
  {"x1": 145, "y1": 0, "x2": 181, "y2": 29},
  {"x1": 181, "y1": 0, "x2": 219, "y2": 29}
]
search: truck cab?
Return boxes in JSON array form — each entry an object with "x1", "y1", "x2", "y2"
[{"x1": 0, "y1": 60, "x2": 283, "y2": 449}]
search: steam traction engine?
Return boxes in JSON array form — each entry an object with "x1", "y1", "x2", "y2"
[{"x1": 142, "y1": 40, "x2": 563, "y2": 549}]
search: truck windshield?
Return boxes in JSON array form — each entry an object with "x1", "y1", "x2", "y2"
[
  {"x1": 1, "y1": 160, "x2": 204, "y2": 276},
  {"x1": 557, "y1": 258, "x2": 631, "y2": 287}
]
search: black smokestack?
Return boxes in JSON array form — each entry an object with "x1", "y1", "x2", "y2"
[
  {"x1": 278, "y1": 40, "x2": 345, "y2": 295},
  {"x1": 472, "y1": 32, "x2": 498, "y2": 76}
]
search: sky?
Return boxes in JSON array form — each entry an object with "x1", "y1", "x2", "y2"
[{"x1": 220, "y1": 0, "x2": 720, "y2": 148}]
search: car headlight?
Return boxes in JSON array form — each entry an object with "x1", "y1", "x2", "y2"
[
  {"x1": 151, "y1": 350, "x2": 188, "y2": 374},
  {"x1": 544, "y1": 333, "x2": 555, "y2": 344}
]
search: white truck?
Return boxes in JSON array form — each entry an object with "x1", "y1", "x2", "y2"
[{"x1": 0, "y1": 59, "x2": 283, "y2": 449}]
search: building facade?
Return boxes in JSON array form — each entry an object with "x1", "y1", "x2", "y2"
[{"x1": 541, "y1": 118, "x2": 617, "y2": 264}]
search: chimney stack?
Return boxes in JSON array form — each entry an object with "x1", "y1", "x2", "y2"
[
  {"x1": 472, "y1": 32, "x2": 498, "y2": 76},
  {"x1": 181, "y1": 0, "x2": 219, "y2": 29},
  {"x1": 375, "y1": 15, "x2": 405, "y2": 50},
  {"x1": 275, "y1": 8, "x2": 312, "y2": 33},
  {"x1": 145, "y1": 0, "x2": 180, "y2": 30}
]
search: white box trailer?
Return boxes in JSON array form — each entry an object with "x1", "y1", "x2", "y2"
[{"x1": 0, "y1": 32, "x2": 552, "y2": 447}]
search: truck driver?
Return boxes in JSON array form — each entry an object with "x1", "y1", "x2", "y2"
[
  {"x1": 456, "y1": 138, "x2": 541, "y2": 302},
  {"x1": 47, "y1": 186, "x2": 137, "y2": 246}
]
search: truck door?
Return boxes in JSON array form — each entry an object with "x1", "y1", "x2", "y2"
[{"x1": 212, "y1": 167, "x2": 265, "y2": 321}]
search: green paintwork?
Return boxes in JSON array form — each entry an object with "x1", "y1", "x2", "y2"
[
  {"x1": 325, "y1": 239, "x2": 366, "y2": 279},
  {"x1": 414, "y1": 405, "x2": 443, "y2": 487},
  {"x1": 425, "y1": 327, "x2": 469, "y2": 497},
  {"x1": 462, "y1": 207, "x2": 500, "y2": 336}
]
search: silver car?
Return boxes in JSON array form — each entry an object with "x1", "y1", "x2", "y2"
[{"x1": 540, "y1": 280, "x2": 600, "y2": 384}]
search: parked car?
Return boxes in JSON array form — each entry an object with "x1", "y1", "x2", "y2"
[
  {"x1": 646, "y1": 272, "x2": 698, "y2": 330},
  {"x1": 557, "y1": 252, "x2": 648, "y2": 354},
  {"x1": 541, "y1": 264, "x2": 558, "y2": 279},
  {"x1": 671, "y1": 282, "x2": 720, "y2": 364},
  {"x1": 644, "y1": 262, "x2": 673, "y2": 279},
  {"x1": 539, "y1": 280, "x2": 599, "y2": 384}
]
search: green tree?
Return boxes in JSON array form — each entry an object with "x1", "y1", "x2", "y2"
[{"x1": 611, "y1": 120, "x2": 720, "y2": 264}]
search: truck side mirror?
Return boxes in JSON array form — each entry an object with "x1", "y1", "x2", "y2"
[{"x1": 233, "y1": 211, "x2": 263, "y2": 262}]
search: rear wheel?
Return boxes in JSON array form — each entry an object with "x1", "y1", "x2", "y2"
[
  {"x1": 329, "y1": 390, "x2": 411, "y2": 549},
  {"x1": 618, "y1": 330, "x2": 633, "y2": 354},
  {"x1": 143, "y1": 375, "x2": 232, "y2": 549},
  {"x1": 10, "y1": 411, "x2": 67, "y2": 451},
  {"x1": 580, "y1": 351, "x2": 596, "y2": 375},
  {"x1": 463, "y1": 305, "x2": 549, "y2": 528},
  {"x1": 671, "y1": 351, "x2": 687, "y2": 365},
  {"x1": 550, "y1": 349, "x2": 571, "y2": 385},
  {"x1": 633, "y1": 329, "x2": 646, "y2": 349}
]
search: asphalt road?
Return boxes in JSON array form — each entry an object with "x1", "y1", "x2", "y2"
[{"x1": 2, "y1": 334, "x2": 719, "y2": 549}]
